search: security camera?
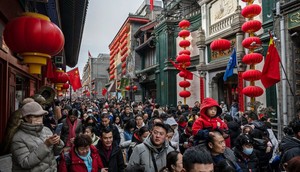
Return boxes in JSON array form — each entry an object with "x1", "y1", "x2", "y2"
[{"x1": 291, "y1": 32, "x2": 299, "y2": 37}]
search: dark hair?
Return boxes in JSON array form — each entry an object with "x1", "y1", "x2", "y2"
[
  {"x1": 135, "y1": 114, "x2": 143, "y2": 120},
  {"x1": 234, "y1": 134, "x2": 254, "y2": 151},
  {"x1": 224, "y1": 114, "x2": 233, "y2": 122},
  {"x1": 84, "y1": 125, "x2": 96, "y2": 134},
  {"x1": 248, "y1": 111, "x2": 258, "y2": 121},
  {"x1": 165, "y1": 124, "x2": 174, "y2": 133},
  {"x1": 101, "y1": 113, "x2": 110, "y2": 119},
  {"x1": 152, "y1": 122, "x2": 168, "y2": 133},
  {"x1": 207, "y1": 130, "x2": 224, "y2": 149},
  {"x1": 124, "y1": 119, "x2": 136, "y2": 132},
  {"x1": 155, "y1": 103, "x2": 160, "y2": 109},
  {"x1": 86, "y1": 115, "x2": 97, "y2": 124},
  {"x1": 183, "y1": 148, "x2": 213, "y2": 171},
  {"x1": 74, "y1": 134, "x2": 92, "y2": 148},
  {"x1": 178, "y1": 115, "x2": 187, "y2": 123},
  {"x1": 68, "y1": 108, "x2": 79, "y2": 117},
  {"x1": 166, "y1": 151, "x2": 180, "y2": 172},
  {"x1": 153, "y1": 110, "x2": 159, "y2": 118},
  {"x1": 100, "y1": 126, "x2": 113, "y2": 137},
  {"x1": 290, "y1": 119, "x2": 300, "y2": 135},
  {"x1": 137, "y1": 126, "x2": 149, "y2": 137}
]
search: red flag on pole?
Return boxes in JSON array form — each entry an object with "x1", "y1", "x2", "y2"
[
  {"x1": 88, "y1": 51, "x2": 92, "y2": 58},
  {"x1": 102, "y1": 88, "x2": 107, "y2": 96},
  {"x1": 261, "y1": 35, "x2": 281, "y2": 88},
  {"x1": 150, "y1": 0, "x2": 154, "y2": 11},
  {"x1": 67, "y1": 67, "x2": 82, "y2": 91},
  {"x1": 169, "y1": 58, "x2": 193, "y2": 80}
]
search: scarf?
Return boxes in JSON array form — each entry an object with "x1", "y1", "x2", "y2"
[
  {"x1": 76, "y1": 148, "x2": 92, "y2": 172},
  {"x1": 66, "y1": 117, "x2": 78, "y2": 147}
]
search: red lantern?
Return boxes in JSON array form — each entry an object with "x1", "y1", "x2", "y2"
[
  {"x1": 62, "y1": 83, "x2": 70, "y2": 90},
  {"x1": 179, "y1": 40, "x2": 191, "y2": 48},
  {"x1": 179, "y1": 20, "x2": 190, "y2": 29},
  {"x1": 109, "y1": 65, "x2": 115, "y2": 70},
  {"x1": 242, "y1": 70, "x2": 262, "y2": 81},
  {"x1": 179, "y1": 81, "x2": 191, "y2": 88},
  {"x1": 179, "y1": 71, "x2": 186, "y2": 78},
  {"x1": 56, "y1": 70, "x2": 69, "y2": 83},
  {"x1": 133, "y1": 85, "x2": 138, "y2": 91},
  {"x1": 122, "y1": 69, "x2": 126, "y2": 75},
  {"x1": 210, "y1": 39, "x2": 231, "y2": 51},
  {"x1": 110, "y1": 59, "x2": 115, "y2": 65},
  {"x1": 110, "y1": 75, "x2": 115, "y2": 80},
  {"x1": 241, "y1": 20, "x2": 262, "y2": 33},
  {"x1": 242, "y1": 86, "x2": 264, "y2": 97},
  {"x1": 125, "y1": 86, "x2": 130, "y2": 91},
  {"x1": 242, "y1": 53, "x2": 263, "y2": 65},
  {"x1": 241, "y1": 4, "x2": 262, "y2": 18},
  {"x1": 242, "y1": 37, "x2": 261, "y2": 49},
  {"x1": 178, "y1": 30, "x2": 190, "y2": 38},
  {"x1": 179, "y1": 50, "x2": 191, "y2": 55},
  {"x1": 176, "y1": 54, "x2": 191, "y2": 63},
  {"x1": 179, "y1": 90, "x2": 191, "y2": 98},
  {"x1": 183, "y1": 61, "x2": 191, "y2": 67},
  {"x1": 3, "y1": 12, "x2": 64, "y2": 74},
  {"x1": 120, "y1": 47, "x2": 128, "y2": 56}
]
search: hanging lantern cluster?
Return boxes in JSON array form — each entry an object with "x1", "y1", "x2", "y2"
[
  {"x1": 51, "y1": 69, "x2": 69, "y2": 91},
  {"x1": 241, "y1": 1, "x2": 264, "y2": 100},
  {"x1": 125, "y1": 85, "x2": 138, "y2": 91},
  {"x1": 177, "y1": 19, "x2": 192, "y2": 103},
  {"x1": 4, "y1": 12, "x2": 64, "y2": 74}
]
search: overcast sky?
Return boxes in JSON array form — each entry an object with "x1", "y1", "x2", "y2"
[{"x1": 69, "y1": 0, "x2": 145, "y2": 75}]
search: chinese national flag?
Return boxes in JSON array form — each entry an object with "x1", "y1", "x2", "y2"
[
  {"x1": 169, "y1": 58, "x2": 193, "y2": 80},
  {"x1": 261, "y1": 35, "x2": 281, "y2": 88},
  {"x1": 67, "y1": 67, "x2": 82, "y2": 91}
]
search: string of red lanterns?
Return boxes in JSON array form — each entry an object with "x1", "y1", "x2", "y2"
[
  {"x1": 241, "y1": 0, "x2": 264, "y2": 106},
  {"x1": 177, "y1": 19, "x2": 192, "y2": 104}
]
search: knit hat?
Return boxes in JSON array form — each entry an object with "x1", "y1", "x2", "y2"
[{"x1": 21, "y1": 101, "x2": 48, "y2": 117}]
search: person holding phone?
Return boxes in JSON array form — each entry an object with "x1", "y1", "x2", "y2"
[{"x1": 11, "y1": 101, "x2": 64, "y2": 171}]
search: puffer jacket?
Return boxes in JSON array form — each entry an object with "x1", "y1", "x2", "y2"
[
  {"x1": 279, "y1": 136, "x2": 300, "y2": 165},
  {"x1": 233, "y1": 147, "x2": 259, "y2": 172},
  {"x1": 11, "y1": 122, "x2": 64, "y2": 172},
  {"x1": 127, "y1": 136, "x2": 174, "y2": 172}
]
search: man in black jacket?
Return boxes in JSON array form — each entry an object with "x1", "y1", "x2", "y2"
[
  {"x1": 97, "y1": 127, "x2": 125, "y2": 172},
  {"x1": 99, "y1": 113, "x2": 121, "y2": 145},
  {"x1": 279, "y1": 118, "x2": 300, "y2": 170}
]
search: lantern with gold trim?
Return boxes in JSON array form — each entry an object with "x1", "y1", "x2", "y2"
[{"x1": 3, "y1": 12, "x2": 64, "y2": 74}]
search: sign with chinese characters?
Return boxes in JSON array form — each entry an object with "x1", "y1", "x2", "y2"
[
  {"x1": 210, "y1": 0, "x2": 237, "y2": 25},
  {"x1": 288, "y1": 10, "x2": 300, "y2": 29}
]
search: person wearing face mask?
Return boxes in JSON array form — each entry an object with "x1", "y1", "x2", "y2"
[
  {"x1": 232, "y1": 134, "x2": 259, "y2": 172},
  {"x1": 11, "y1": 101, "x2": 64, "y2": 171},
  {"x1": 127, "y1": 126, "x2": 150, "y2": 159}
]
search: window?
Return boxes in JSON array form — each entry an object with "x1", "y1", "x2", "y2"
[{"x1": 144, "y1": 49, "x2": 156, "y2": 68}]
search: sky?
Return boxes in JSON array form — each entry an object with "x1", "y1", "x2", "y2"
[{"x1": 68, "y1": 0, "x2": 145, "y2": 75}]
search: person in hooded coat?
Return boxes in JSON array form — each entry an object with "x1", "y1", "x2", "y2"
[{"x1": 192, "y1": 97, "x2": 230, "y2": 147}]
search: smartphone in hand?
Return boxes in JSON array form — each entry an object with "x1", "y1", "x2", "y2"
[{"x1": 54, "y1": 123, "x2": 63, "y2": 135}]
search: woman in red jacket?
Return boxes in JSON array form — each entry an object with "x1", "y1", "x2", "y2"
[
  {"x1": 59, "y1": 134, "x2": 104, "y2": 172},
  {"x1": 192, "y1": 97, "x2": 231, "y2": 147}
]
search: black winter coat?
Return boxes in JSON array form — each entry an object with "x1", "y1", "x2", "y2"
[
  {"x1": 233, "y1": 147, "x2": 259, "y2": 172},
  {"x1": 279, "y1": 136, "x2": 300, "y2": 165}
]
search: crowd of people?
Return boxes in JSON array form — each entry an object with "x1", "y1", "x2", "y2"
[{"x1": 5, "y1": 95, "x2": 300, "y2": 172}]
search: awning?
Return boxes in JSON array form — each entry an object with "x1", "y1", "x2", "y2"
[{"x1": 107, "y1": 80, "x2": 116, "y2": 92}]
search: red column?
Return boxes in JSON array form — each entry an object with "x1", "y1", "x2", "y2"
[{"x1": 200, "y1": 77, "x2": 205, "y2": 103}]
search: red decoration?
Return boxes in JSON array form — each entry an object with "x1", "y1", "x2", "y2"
[
  {"x1": 179, "y1": 20, "x2": 190, "y2": 29},
  {"x1": 183, "y1": 61, "x2": 191, "y2": 67},
  {"x1": 210, "y1": 39, "x2": 231, "y2": 51},
  {"x1": 122, "y1": 62, "x2": 126, "y2": 68},
  {"x1": 179, "y1": 90, "x2": 191, "y2": 98},
  {"x1": 110, "y1": 75, "x2": 115, "y2": 80},
  {"x1": 86, "y1": 92, "x2": 91, "y2": 97},
  {"x1": 133, "y1": 85, "x2": 138, "y2": 91},
  {"x1": 179, "y1": 40, "x2": 191, "y2": 48},
  {"x1": 125, "y1": 86, "x2": 130, "y2": 91},
  {"x1": 242, "y1": 20, "x2": 262, "y2": 33},
  {"x1": 242, "y1": 53, "x2": 263, "y2": 65},
  {"x1": 110, "y1": 59, "x2": 115, "y2": 65},
  {"x1": 241, "y1": 4, "x2": 262, "y2": 18},
  {"x1": 178, "y1": 30, "x2": 190, "y2": 38},
  {"x1": 179, "y1": 80, "x2": 191, "y2": 88},
  {"x1": 179, "y1": 71, "x2": 187, "y2": 78},
  {"x1": 179, "y1": 50, "x2": 191, "y2": 55},
  {"x1": 109, "y1": 65, "x2": 115, "y2": 70},
  {"x1": 62, "y1": 83, "x2": 70, "y2": 90},
  {"x1": 242, "y1": 70, "x2": 262, "y2": 81},
  {"x1": 242, "y1": 86, "x2": 264, "y2": 97},
  {"x1": 120, "y1": 47, "x2": 128, "y2": 56},
  {"x1": 122, "y1": 69, "x2": 126, "y2": 75},
  {"x1": 242, "y1": 37, "x2": 261, "y2": 49},
  {"x1": 3, "y1": 12, "x2": 64, "y2": 74},
  {"x1": 176, "y1": 54, "x2": 191, "y2": 63}
]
